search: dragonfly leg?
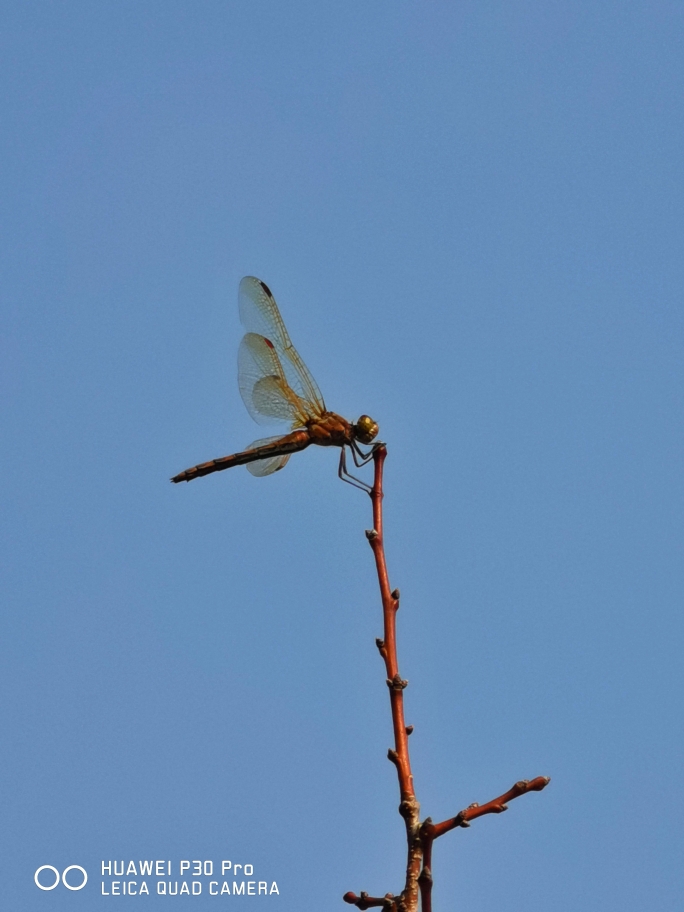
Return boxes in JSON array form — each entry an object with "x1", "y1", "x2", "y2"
[
  {"x1": 350, "y1": 440, "x2": 383, "y2": 468},
  {"x1": 338, "y1": 447, "x2": 373, "y2": 494}
]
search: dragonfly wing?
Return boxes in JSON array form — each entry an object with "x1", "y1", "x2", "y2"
[
  {"x1": 238, "y1": 333, "x2": 315, "y2": 427},
  {"x1": 244, "y1": 436, "x2": 292, "y2": 477},
  {"x1": 238, "y1": 277, "x2": 326, "y2": 416}
]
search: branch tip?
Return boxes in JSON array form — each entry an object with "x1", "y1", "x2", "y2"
[{"x1": 527, "y1": 776, "x2": 551, "y2": 791}]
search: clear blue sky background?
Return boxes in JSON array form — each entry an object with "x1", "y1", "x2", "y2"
[{"x1": 2, "y1": 2, "x2": 682, "y2": 909}]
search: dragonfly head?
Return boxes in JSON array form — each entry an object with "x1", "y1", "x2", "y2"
[{"x1": 354, "y1": 415, "x2": 379, "y2": 445}]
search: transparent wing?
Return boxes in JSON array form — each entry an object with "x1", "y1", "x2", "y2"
[
  {"x1": 238, "y1": 276, "x2": 326, "y2": 416},
  {"x1": 238, "y1": 333, "x2": 316, "y2": 427},
  {"x1": 244, "y1": 436, "x2": 292, "y2": 477}
]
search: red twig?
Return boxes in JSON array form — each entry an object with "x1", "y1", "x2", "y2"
[
  {"x1": 366, "y1": 447, "x2": 414, "y2": 801},
  {"x1": 430, "y1": 776, "x2": 551, "y2": 839},
  {"x1": 417, "y1": 827, "x2": 434, "y2": 912},
  {"x1": 366, "y1": 447, "x2": 422, "y2": 911},
  {"x1": 343, "y1": 446, "x2": 549, "y2": 911},
  {"x1": 343, "y1": 891, "x2": 396, "y2": 910}
]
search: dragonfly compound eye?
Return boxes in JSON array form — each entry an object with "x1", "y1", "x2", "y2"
[{"x1": 355, "y1": 415, "x2": 379, "y2": 444}]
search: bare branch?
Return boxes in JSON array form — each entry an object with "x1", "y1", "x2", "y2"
[
  {"x1": 366, "y1": 447, "x2": 415, "y2": 804},
  {"x1": 345, "y1": 447, "x2": 422, "y2": 910},
  {"x1": 343, "y1": 891, "x2": 396, "y2": 910},
  {"x1": 344, "y1": 447, "x2": 550, "y2": 910},
  {"x1": 430, "y1": 777, "x2": 551, "y2": 838}
]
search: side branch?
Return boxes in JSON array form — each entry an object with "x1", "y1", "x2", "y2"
[
  {"x1": 429, "y1": 776, "x2": 551, "y2": 839},
  {"x1": 417, "y1": 778, "x2": 550, "y2": 909},
  {"x1": 343, "y1": 892, "x2": 396, "y2": 910}
]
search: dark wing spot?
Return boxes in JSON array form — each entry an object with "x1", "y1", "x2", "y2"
[
  {"x1": 259, "y1": 281, "x2": 272, "y2": 297},
  {"x1": 264, "y1": 338, "x2": 275, "y2": 349}
]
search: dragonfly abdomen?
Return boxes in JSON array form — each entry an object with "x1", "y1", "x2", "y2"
[{"x1": 171, "y1": 430, "x2": 311, "y2": 483}]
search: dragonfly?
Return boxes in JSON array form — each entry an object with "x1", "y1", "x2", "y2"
[{"x1": 171, "y1": 276, "x2": 380, "y2": 491}]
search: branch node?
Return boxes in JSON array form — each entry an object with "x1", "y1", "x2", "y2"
[
  {"x1": 391, "y1": 588, "x2": 400, "y2": 601},
  {"x1": 417, "y1": 866, "x2": 433, "y2": 886},
  {"x1": 386, "y1": 674, "x2": 408, "y2": 691},
  {"x1": 387, "y1": 748, "x2": 399, "y2": 766},
  {"x1": 399, "y1": 796, "x2": 420, "y2": 820},
  {"x1": 405, "y1": 724, "x2": 414, "y2": 736},
  {"x1": 375, "y1": 637, "x2": 386, "y2": 654},
  {"x1": 365, "y1": 528, "x2": 378, "y2": 541}
]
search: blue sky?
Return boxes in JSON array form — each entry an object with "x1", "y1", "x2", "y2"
[{"x1": 2, "y1": 2, "x2": 682, "y2": 909}]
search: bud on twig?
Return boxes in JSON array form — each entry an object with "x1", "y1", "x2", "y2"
[{"x1": 386, "y1": 674, "x2": 408, "y2": 691}]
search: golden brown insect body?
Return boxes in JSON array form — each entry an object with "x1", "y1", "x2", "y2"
[
  {"x1": 171, "y1": 276, "x2": 379, "y2": 487},
  {"x1": 171, "y1": 413, "x2": 379, "y2": 483}
]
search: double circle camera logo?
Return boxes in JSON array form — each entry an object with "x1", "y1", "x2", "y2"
[{"x1": 34, "y1": 865, "x2": 88, "y2": 891}]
